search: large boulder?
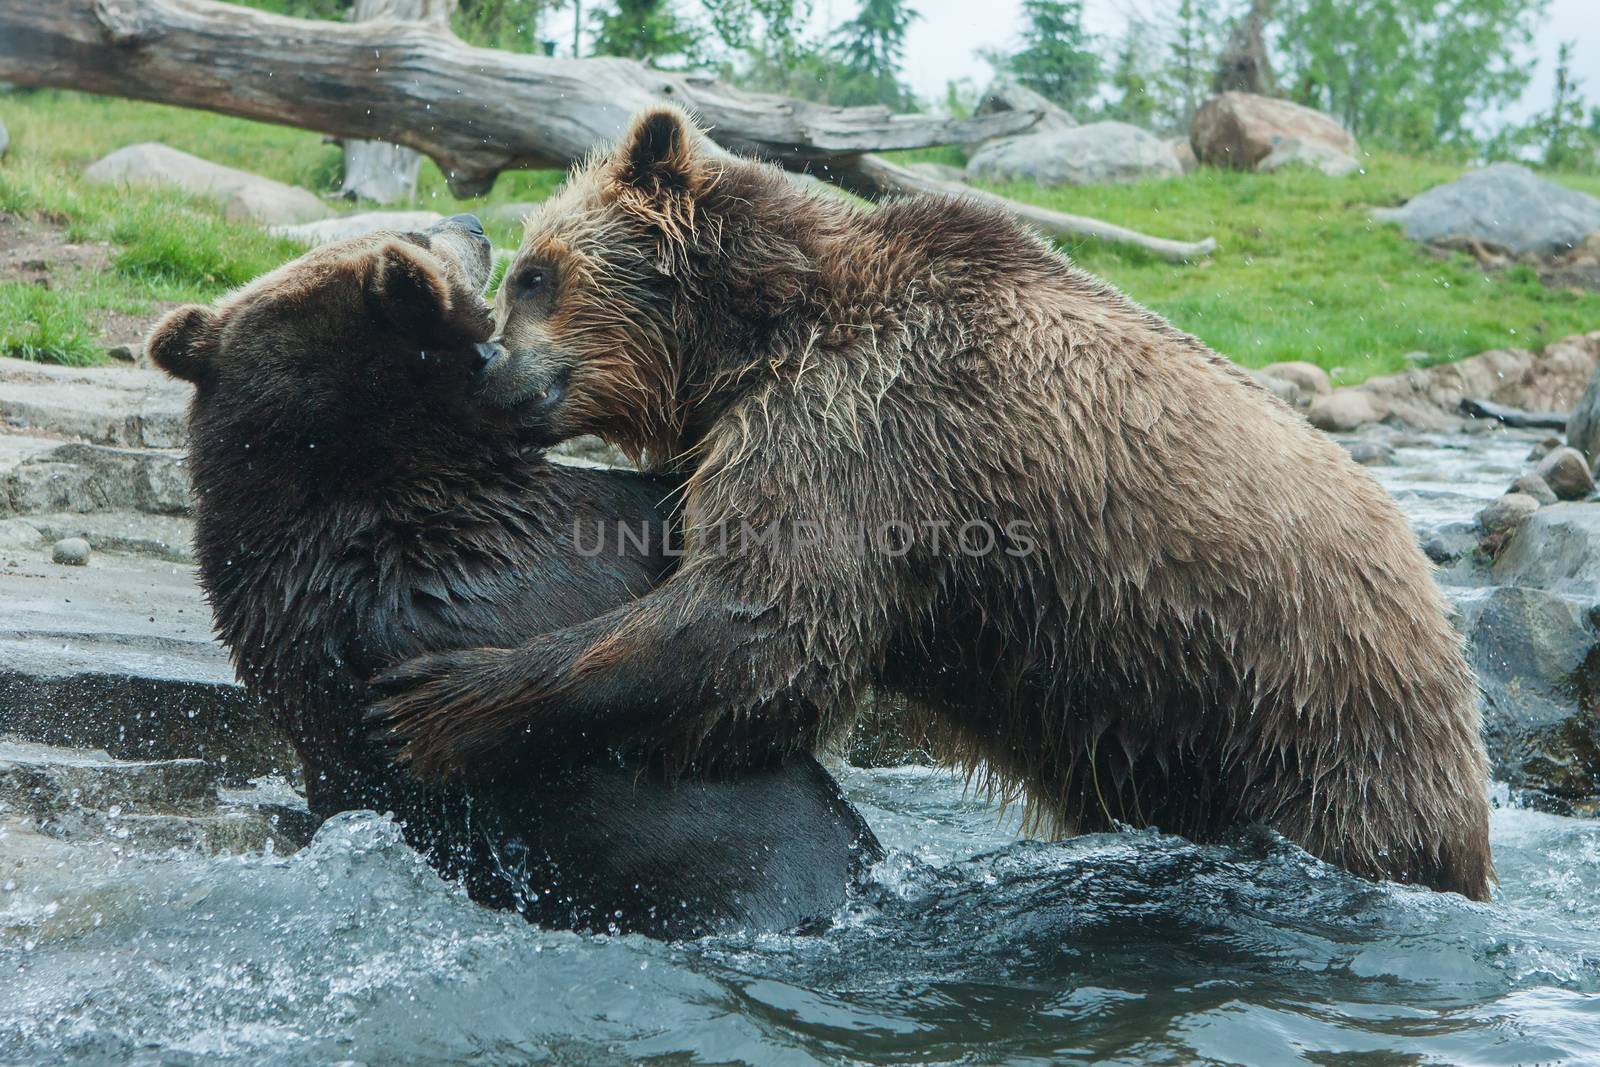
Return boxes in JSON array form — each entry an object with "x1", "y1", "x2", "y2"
[
  {"x1": 1567, "y1": 360, "x2": 1600, "y2": 469},
  {"x1": 1455, "y1": 585, "x2": 1600, "y2": 805},
  {"x1": 84, "y1": 143, "x2": 333, "y2": 227},
  {"x1": 1492, "y1": 502, "x2": 1600, "y2": 598},
  {"x1": 270, "y1": 210, "x2": 443, "y2": 247},
  {"x1": 0, "y1": 355, "x2": 190, "y2": 448},
  {"x1": 966, "y1": 121, "x2": 1182, "y2": 187},
  {"x1": 1304, "y1": 332, "x2": 1600, "y2": 434},
  {"x1": 974, "y1": 79, "x2": 1077, "y2": 138},
  {"x1": 1256, "y1": 136, "x2": 1359, "y2": 177},
  {"x1": 1372, "y1": 163, "x2": 1600, "y2": 258},
  {"x1": 1190, "y1": 91, "x2": 1359, "y2": 171}
]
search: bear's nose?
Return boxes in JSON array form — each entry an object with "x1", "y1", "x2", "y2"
[
  {"x1": 473, "y1": 341, "x2": 505, "y2": 373},
  {"x1": 447, "y1": 213, "x2": 486, "y2": 238}
]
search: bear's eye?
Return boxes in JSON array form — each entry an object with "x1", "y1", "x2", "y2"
[{"x1": 514, "y1": 267, "x2": 546, "y2": 297}]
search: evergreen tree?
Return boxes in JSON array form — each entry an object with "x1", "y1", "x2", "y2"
[
  {"x1": 1159, "y1": 0, "x2": 1226, "y2": 131},
  {"x1": 1536, "y1": 41, "x2": 1596, "y2": 170},
  {"x1": 1000, "y1": 0, "x2": 1101, "y2": 114},
  {"x1": 830, "y1": 0, "x2": 920, "y2": 110},
  {"x1": 590, "y1": 0, "x2": 701, "y2": 67},
  {"x1": 1103, "y1": 22, "x2": 1156, "y2": 127}
]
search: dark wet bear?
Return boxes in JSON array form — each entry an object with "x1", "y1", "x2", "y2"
[
  {"x1": 146, "y1": 217, "x2": 879, "y2": 937},
  {"x1": 369, "y1": 111, "x2": 1494, "y2": 901}
]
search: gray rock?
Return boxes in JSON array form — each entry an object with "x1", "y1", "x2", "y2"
[
  {"x1": 0, "y1": 117, "x2": 8, "y2": 160},
  {"x1": 0, "y1": 549, "x2": 292, "y2": 780},
  {"x1": 1251, "y1": 371, "x2": 1304, "y2": 406},
  {"x1": 1536, "y1": 446, "x2": 1595, "y2": 500},
  {"x1": 1492, "y1": 502, "x2": 1600, "y2": 597},
  {"x1": 1256, "y1": 136, "x2": 1360, "y2": 177},
  {"x1": 1529, "y1": 436, "x2": 1564, "y2": 462},
  {"x1": 1306, "y1": 390, "x2": 1384, "y2": 432},
  {"x1": 0, "y1": 355, "x2": 191, "y2": 448},
  {"x1": 1478, "y1": 492, "x2": 1540, "y2": 536},
  {"x1": 0, "y1": 743, "x2": 314, "y2": 856},
  {"x1": 5, "y1": 443, "x2": 189, "y2": 517},
  {"x1": 0, "y1": 740, "x2": 216, "y2": 818},
  {"x1": 0, "y1": 518, "x2": 42, "y2": 551},
  {"x1": 1455, "y1": 585, "x2": 1600, "y2": 803},
  {"x1": 1567, "y1": 362, "x2": 1600, "y2": 468},
  {"x1": 270, "y1": 210, "x2": 443, "y2": 247},
  {"x1": 84, "y1": 143, "x2": 333, "y2": 227},
  {"x1": 1371, "y1": 163, "x2": 1600, "y2": 258},
  {"x1": 974, "y1": 79, "x2": 1077, "y2": 137},
  {"x1": 51, "y1": 537, "x2": 90, "y2": 566},
  {"x1": 21, "y1": 512, "x2": 194, "y2": 563},
  {"x1": 966, "y1": 122, "x2": 1182, "y2": 187},
  {"x1": 1510, "y1": 472, "x2": 1559, "y2": 506},
  {"x1": 1258, "y1": 360, "x2": 1332, "y2": 397},
  {"x1": 1170, "y1": 138, "x2": 1198, "y2": 174},
  {"x1": 1422, "y1": 520, "x2": 1480, "y2": 564},
  {"x1": 1342, "y1": 440, "x2": 1394, "y2": 466}
]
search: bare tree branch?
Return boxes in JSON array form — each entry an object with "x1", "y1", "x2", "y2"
[{"x1": 835, "y1": 155, "x2": 1219, "y2": 263}]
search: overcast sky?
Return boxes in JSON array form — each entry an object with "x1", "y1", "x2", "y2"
[
  {"x1": 551, "y1": 0, "x2": 1596, "y2": 123},
  {"x1": 883, "y1": 0, "x2": 1597, "y2": 122}
]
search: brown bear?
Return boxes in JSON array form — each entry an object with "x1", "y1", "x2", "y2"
[
  {"x1": 368, "y1": 110, "x2": 1495, "y2": 900},
  {"x1": 146, "y1": 215, "x2": 879, "y2": 937}
]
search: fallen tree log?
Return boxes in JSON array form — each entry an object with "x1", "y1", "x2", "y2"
[
  {"x1": 0, "y1": 0, "x2": 1033, "y2": 195},
  {"x1": 0, "y1": 0, "x2": 1216, "y2": 260},
  {"x1": 834, "y1": 154, "x2": 1219, "y2": 263}
]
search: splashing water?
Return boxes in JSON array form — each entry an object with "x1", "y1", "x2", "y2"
[{"x1": 4, "y1": 429, "x2": 1598, "y2": 1066}]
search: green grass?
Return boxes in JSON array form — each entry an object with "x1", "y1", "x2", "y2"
[{"x1": 1, "y1": 87, "x2": 1597, "y2": 379}]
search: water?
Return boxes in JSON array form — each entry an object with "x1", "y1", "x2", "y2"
[{"x1": 5, "y1": 427, "x2": 1599, "y2": 1066}]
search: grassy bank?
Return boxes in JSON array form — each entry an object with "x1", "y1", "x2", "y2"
[{"x1": 2, "y1": 88, "x2": 1598, "y2": 380}]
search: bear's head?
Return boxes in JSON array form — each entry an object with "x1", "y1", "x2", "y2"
[
  {"x1": 486, "y1": 106, "x2": 819, "y2": 464},
  {"x1": 147, "y1": 216, "x2": 552, "y2": 490}
]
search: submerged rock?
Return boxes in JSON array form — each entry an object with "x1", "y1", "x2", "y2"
[
  {"x1": 1456, "y1": 587, "x2": 1600, "y2": 806},
  {"x1": 1493, "y1": 503, "x2": 1600, "y2": 597}
]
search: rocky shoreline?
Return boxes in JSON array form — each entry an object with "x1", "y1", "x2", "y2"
[{"x1": 3, "y1": 344, "x2": 1600, "y2": 869}]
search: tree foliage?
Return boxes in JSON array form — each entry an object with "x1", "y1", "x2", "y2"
[
  {"x1": 1276, "y1": 0, "x2": 1547, "y2": 151},
  {"x1": 828, "y1": 0, "x2": 920, "y2": 110},
  {"x1": 992, "y1": 0, "x2": 1101, "y2": 115},
  {"x1": 590, "y1": 0, "x2": 702, "y2": 66}
]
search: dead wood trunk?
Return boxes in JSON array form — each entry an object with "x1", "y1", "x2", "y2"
[
  {"x1": 0, "y1": 0, "x2": 1215, "y2": 259},
  {"x1": 338, "y1": 0, "x2": 456, "y2": 203},
  {"x1": 836, "y1": 154, "x2": 1218, "y2": 263}
]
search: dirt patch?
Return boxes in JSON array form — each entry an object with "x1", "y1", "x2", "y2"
[
  {"x1": 0, "y1": 212, "x2": 183, "y2": 358},
  {"x1": 1427, "y1": 233, "x2": 1600, "y2": 294}
]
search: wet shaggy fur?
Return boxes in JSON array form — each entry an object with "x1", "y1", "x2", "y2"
[
  {"x1": 370, "y1": 109, "x2": 1495, "y2": 900},
  {"x1": 146, "y1": 223, "x2": 879, "y2": 937}
]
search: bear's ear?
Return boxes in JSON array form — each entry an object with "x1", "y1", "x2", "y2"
[
  {"x1": 146, "y1": 305, "x2": 221, "y2": 384},
  {"x1": 365, "y1": 240, "x2": 454, "y2": 336},
  {"x1": 610, "y1": 106, "x2": 710, "y2": 215}
]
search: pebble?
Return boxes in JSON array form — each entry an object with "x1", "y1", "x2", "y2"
[{"x1": 52, "y1": 537, "x2": 91, "y2": 566}]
